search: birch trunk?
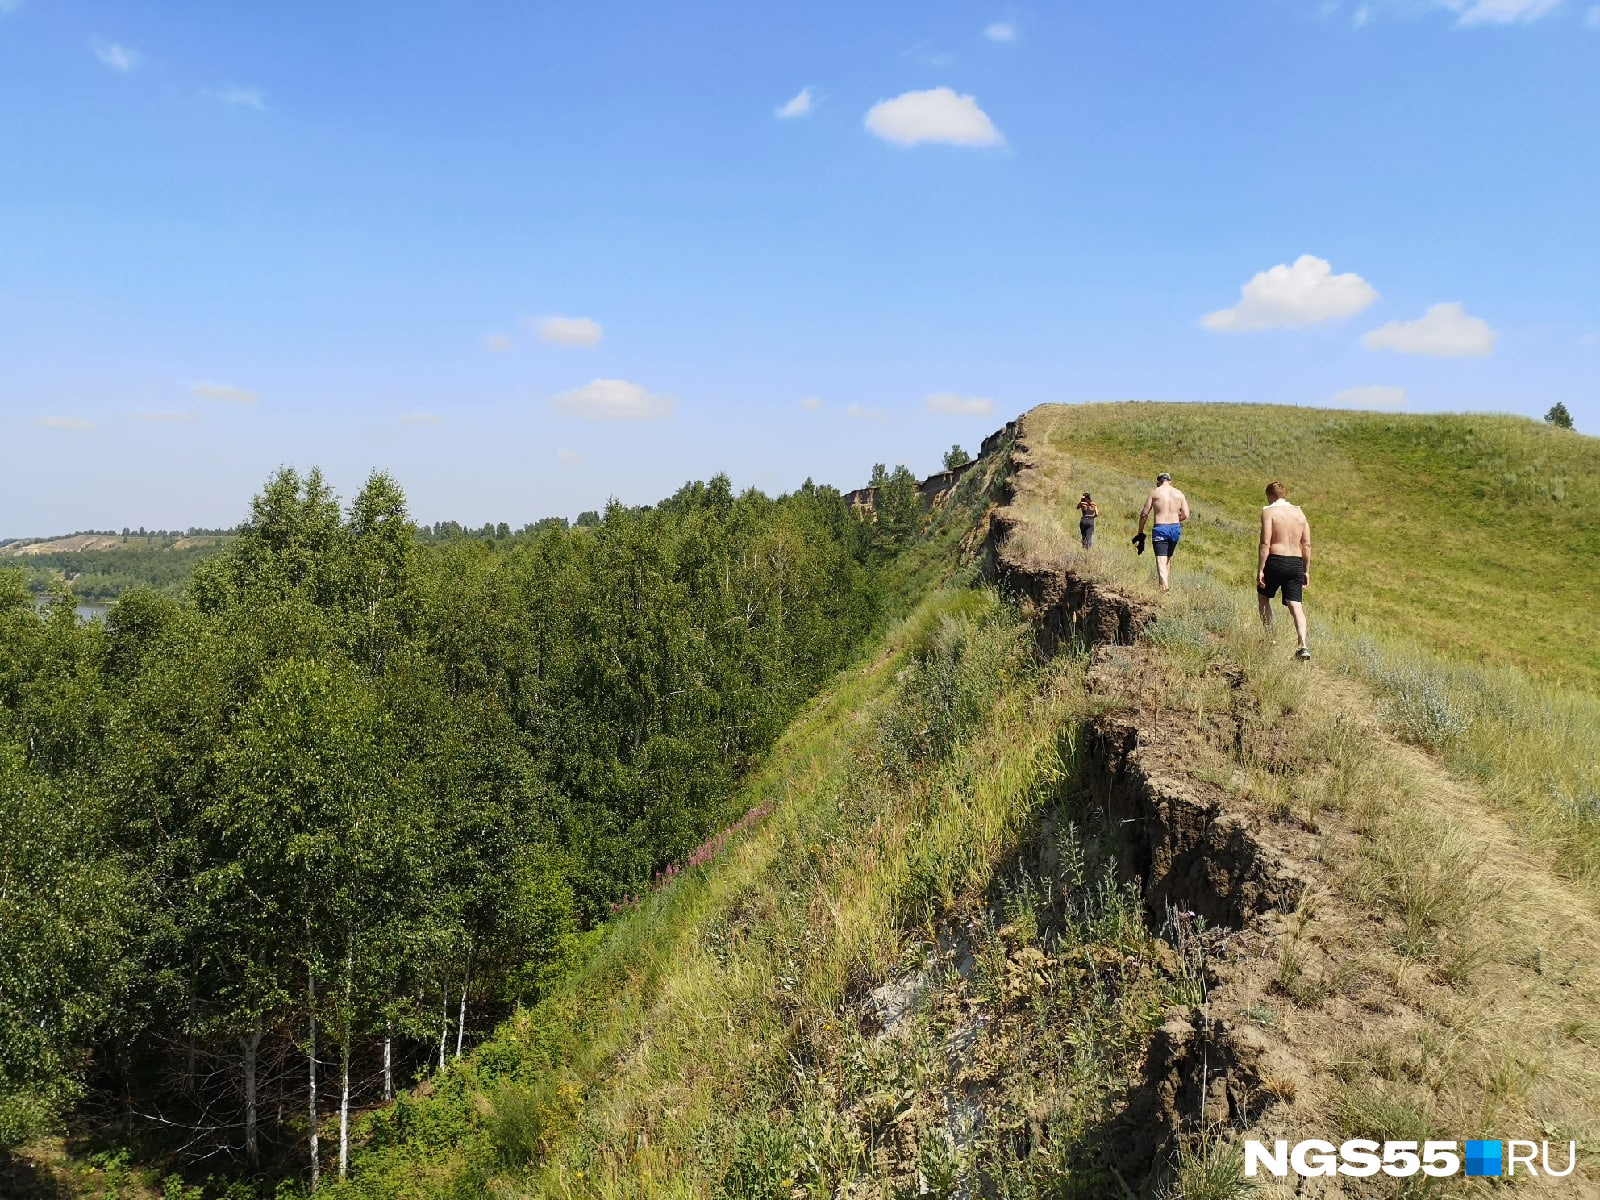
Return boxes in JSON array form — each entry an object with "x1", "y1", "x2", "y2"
[
  {"x1": 383, "y1": 1029, "x2": 392, "y2": 1101},
  {"x1": 437, "y1": 980, "x2": 448, "y2": 1071},
  {"x1": 339, "y1": 938, "x2": 352, "y2": 1179},
  {"x1": 242, "y1": 1021, "x2": 263, "y2": 1166},
  {"x1": 338, "y1": 1038, "x2": 351, "y2": 1178},
  {"x1": 308, "y1": 968, "x2": 320, "y2": 1191},
  {"x1": 454, "y1": 955, "x2": 470, "y2": 1060}
]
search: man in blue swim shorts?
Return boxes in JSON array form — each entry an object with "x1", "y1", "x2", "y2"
[{"x1": 1137, "y1": 471, "x2": 1190, "y2": 593}]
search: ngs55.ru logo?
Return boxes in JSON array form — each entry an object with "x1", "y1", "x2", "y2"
[{"x1": 1245, "y1": 1138, "x2": 1580, "y2": 1179}]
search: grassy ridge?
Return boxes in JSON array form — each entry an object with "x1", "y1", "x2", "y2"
[
  {"x1": 1014, "y1": 403, "x2": 1600, "y2": 891},
  {"x1": 332, "y1": 584, "x2": 1188, "y2": 1197},
  {"x1": 1026, "y1": 402, "x2": 1599, "y2": 688}
]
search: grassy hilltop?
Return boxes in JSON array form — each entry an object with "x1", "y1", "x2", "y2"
[{"x1": 1017, "y1": 402, "x2": 1600, "y2": 689}]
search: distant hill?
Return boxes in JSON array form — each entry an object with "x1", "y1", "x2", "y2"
[
  {"x1": 2, "y1": 534, "x2": 235, "y2": 555},
  {"x1": 0, "y1": 535, "x2": 235, "y2": 601}
]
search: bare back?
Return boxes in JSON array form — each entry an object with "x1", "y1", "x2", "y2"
[
  {"x1": 1145, "y1": 484, "x2": 1188, "y2": 524},
  {"x1": 1262, "y1": 502, "x2": 1309, "y2": 557}
]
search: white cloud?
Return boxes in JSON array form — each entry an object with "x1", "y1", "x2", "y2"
[
  {"x1": 904, "y1": 41, "x2": 956, "y2": 66},
  {"x1": 400, "y1": 412, "x2": 443, "y2": 425},
  {"x1": 845, "y1": 402, "x2": 886, "y2": 422},
  {"x1": 799, "y1": 396, "x2": 822, "y2": 412},
  {"x1": 0, "y1": 1, "x2": 20, "y2": 15},
  {"x1": 983, "y1": 21, "x2": 1017, "y2": 41},
  {"x1": 555, "y1": 378, "x2": 675, "y2": 421},
  {"x1": 924, "y1": 393, "x2": 995, "y2": 416},
  {"x1": 96, "y1": 43, "x2": 141, "y2": 72},
  {"x1": 483, "y1": 331, "x2": 513, "y2": 353},
  {"x1": 1202, "y1": 255, "x2": 1379, "y2": 332},
  {"x1": 1587, "y1": 4, "x2": 1600, "y2": 26},
  {"x1": 865, "y1": 87, "x2": 1004, "y2": 148},
  {"x1": 776, "y1": 87, "x2": 813, "y2": 119},
  {"x1": 208, "y1": 86, "x2": 266, "y2": 111},
  {"x1": 128, "y1": 409, "x2": 203, "y2": 423},
  {"x1": 1330, "y1": 384, "x2": 1407, "y2": 409},
  {"x1": 532, "y1": 315, "x2": 603, "y2": 346},
  {"x1": 190, "y1": 380, "x2": 257, "y2": 404},
  {"x1": 35, "y1": 415, "x2": 96, "y2": 432},
  {"x1": 190, "y1": 380, "x2": 258, "y2": 404},
  {"x1": 1362, "y1": 302, "x2": 1496, "y2": 357},
  {"x1": 556, "y1": 448, "x2": 581, "y2": 464},
  {"x1": 1438, "y1": 0, "x2": 1563, "y2": 24},
  {"x1": 1353, "y1": 4, "x2": 1372, "y2": 25},
  {"x1": 1581, "y1": 331, "x2": 1600, "y2": 346}
]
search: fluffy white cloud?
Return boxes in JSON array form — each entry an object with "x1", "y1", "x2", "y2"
[
  {"x1": 400, "y1": 412, "x2": 443, "y2": 425},
  {"x1": 128, "y1": 409, "x2": 203, "y2": 423},
  {"x1": 845, "y1": 402, "x2": 886, "y2": 421},
  {"x1": 776, "y1": 87, "x2": 813, "y2": 119},
  {"x1": 483, "y1": 331, "x2": 513, "y2": 353},
  {"x1": 799, "y1": 396, "x2": 821, "y2": 412},
  {"x1": 1438, "y1": 0, "x2": 1562, "y2": 24},
  {"x1": 983, "y1": 22, "x2": 1016, "y2": 41},
  {"x1": 864, "y1": 87, "x2": 1004, "y2": 148},
  {"x1": 1362, "y1": 302, "x2": 1496, "y2": 357},
  {"x1": 209, "y1": 86, "x2": 266, "y2": 111},
  {"x1": 96, "y1": 43, "x2": 141, "y2": 72},
  {"x1": 1330, "y1": 384, "x2": 1407, "y2": 409},
  {"x1": 556, "y1": 448, "x2": 581, "y2": 464},
  {"x1": 35, "y1": 415, "x2": 96, "y2": 431},
  {"x1": 190, "y1": 380, "x2": 258, "y2": 404},
  {"x1": 556, "y1": 379, "x2": 675, "y2": 421},
  {"x1": 925, "y1": 393, "x2": 995, "y2": 416},
  {"x1": 532, "y1": 315, "x2": 603, "y2": 346},
  {"x1": 1202, "y1": 255, "x2": 1378, "y2": 332}
]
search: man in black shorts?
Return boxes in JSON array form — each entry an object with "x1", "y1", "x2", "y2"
[{"x1": 1257, "y1": 481, "x2": 1311, "y2": 660}]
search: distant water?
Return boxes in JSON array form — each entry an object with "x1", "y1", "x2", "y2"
[{"x1": 30, "y1": 595, "x2": 111, "y2": 622}]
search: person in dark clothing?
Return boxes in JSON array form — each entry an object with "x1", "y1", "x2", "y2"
[{"x1": 1076, "y1": 492, "x2": 1098, "y2": 548}]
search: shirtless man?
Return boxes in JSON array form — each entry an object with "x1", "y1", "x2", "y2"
[
  {"x1": 1136, "y1": 471, "x2": 1190, "y2": 593},
  {"x1": 1257, "y1": 481, "x2": 1312, "y2": 660}
]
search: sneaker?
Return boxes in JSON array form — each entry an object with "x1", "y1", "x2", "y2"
[{"x1": 1295, "y1": 647, "x2": 1311, "y2": 661}]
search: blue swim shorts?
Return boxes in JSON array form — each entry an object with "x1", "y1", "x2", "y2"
[{"x1": 1151, "y1": 523, "x2": 1182, "y2": 556}]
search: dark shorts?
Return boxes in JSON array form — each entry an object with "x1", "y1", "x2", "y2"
[
  {"x1": 1258, "y1": 554, "x2": 1305, "y2": 605},
  {"x1": 1151, "y1": 523, "x2": 1181, "y2": 557}
]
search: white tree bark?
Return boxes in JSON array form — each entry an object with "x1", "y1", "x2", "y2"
[
  {"x1": 308, "y1": 969, "x2": 320, "y2": 1191},
  {"x1": 339, "y1": 940, "x2": 352, "y2": 1179},
  {"x1": 241, "y1": 1021, "x2": 262, "y2": 1166},
  {"x1": 338, "y1": 1038, "x2": 351, "y2": 1179},
  {"x1": 383, "y1": 1029, "x2": 392, "y2": 1101},
  {"x1": 437, "y1": 980, "x2": 448, "y2": 1071},
  {"x1": 454, "y1": 955, "x2": 470, "y2": 1060}
]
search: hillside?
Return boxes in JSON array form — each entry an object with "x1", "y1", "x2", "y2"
[{"x1": 9, "y1": 407, "x2": 1598, "y2": 1198}]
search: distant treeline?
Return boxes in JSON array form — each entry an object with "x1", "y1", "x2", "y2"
[
  {"x1": 0, "y1": 463, "x2": 911, "y2": 1185},
  {"x1": 18, "y1": 545, "x2": 232, "y2": 601}
]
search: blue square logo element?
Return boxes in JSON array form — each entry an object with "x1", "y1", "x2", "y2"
[{"x1": 1465, "y1": 1140, "x2": 1502, "y2": 1177}]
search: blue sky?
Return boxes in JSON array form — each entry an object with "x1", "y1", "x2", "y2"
[{"x1": 2, "y1": 0, "x2": 1596, "y2": 536}]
